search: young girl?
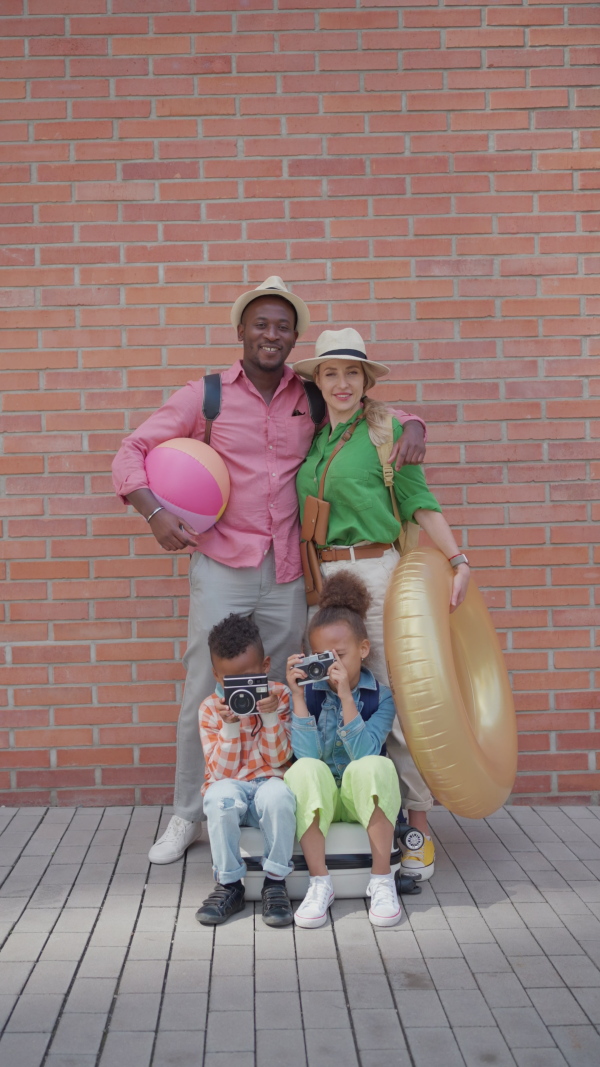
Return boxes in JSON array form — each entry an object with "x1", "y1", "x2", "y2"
[{"x1": 285, "y1": 572, "x2": 402, "y2": 929}]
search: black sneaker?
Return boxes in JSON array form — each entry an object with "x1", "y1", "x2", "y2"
[
  {"x1": 195, "y1": 882, "x2": 245, "y2": 926},
  {"x1": 261, "y1": 878, "x2": 293, "y2": 928}
]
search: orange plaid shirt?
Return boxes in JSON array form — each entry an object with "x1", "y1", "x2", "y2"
[{"x1": 199, "y1": 681, "x2": 292, "y2": 796}]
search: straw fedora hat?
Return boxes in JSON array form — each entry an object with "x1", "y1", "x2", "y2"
[
  {"x1": 293, "y1": 328, "x2": 389, "y2": 381},
  {"x1": 230, "y1": 276, "x2": 310, "y2": 338}
]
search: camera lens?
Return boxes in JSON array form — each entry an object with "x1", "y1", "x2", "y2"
[
  {"x1": 229, "y1": 689, "x2": 255, "y2": 716},
  {"x1": 307, "y1": 661, "x2": 325, "y2": 679}
]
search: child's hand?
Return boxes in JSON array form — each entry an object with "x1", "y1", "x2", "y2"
[
  {"x1": 257, "y1": 686, "x2": 279, "y2": 716},
  {"x1": 328, "y1": 651, "x2": 351, "y2": 699},
  {"x1": 216, "y1": 697, "x2": 239, "y2": 725},
  {"x1": 286, "y1": 653, "x2": 307, "y2": 695}
]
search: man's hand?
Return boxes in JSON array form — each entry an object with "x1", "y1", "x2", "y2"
[
  {"x1": 389, "y1": 420, "x2": 426, "y2": 470},
  {"x1": 149, "y1": 508, "x2": 198, "y2": 552},
  {"x1": 257, "y1": 687, "x2": 279, "y2": 716}
]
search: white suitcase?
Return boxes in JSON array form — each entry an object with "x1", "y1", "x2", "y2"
[{"x1": 238, "y1": 822, "x2": 419, "y2": 901}]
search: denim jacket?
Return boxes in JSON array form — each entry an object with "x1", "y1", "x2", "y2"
[{"x1": 290, "y1": 667, "x2": 396, "y2": 784}]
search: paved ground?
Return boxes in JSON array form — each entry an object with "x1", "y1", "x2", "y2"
[{"x1": 2, "y1": 806, "x2": 600, "y2": 1067}]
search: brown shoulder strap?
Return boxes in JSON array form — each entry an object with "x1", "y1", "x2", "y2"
[{"x1": 317, "y1": 415, "x2": 363, "y2": 499}]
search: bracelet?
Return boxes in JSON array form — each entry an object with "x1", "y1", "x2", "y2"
[{"x1": 146, "y1": 506, "x2": 164, "y2": 524}]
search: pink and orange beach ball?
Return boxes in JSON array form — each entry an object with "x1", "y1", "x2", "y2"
[{"x1": 145, "y1": 438, "x2": 230, "y2": 534}]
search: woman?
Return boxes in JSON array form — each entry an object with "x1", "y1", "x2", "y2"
[{"x1": 294, "y1": 328, "x2": 470, "y2": 881}]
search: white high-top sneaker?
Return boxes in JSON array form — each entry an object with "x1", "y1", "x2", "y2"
[
  {"x1": 148, "y1": 815, "x2": 202, "y2": 864},
  {"x1": 294, "y1": 875, "x2": 335, "y2": 929}
]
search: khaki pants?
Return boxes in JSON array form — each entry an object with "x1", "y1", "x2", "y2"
[
  {"x1": 311, "y1": 546, "x2": 433, "y2": 813},
  {"x1": 174, "y1": 549, "x2": 307, "y2": 822}
]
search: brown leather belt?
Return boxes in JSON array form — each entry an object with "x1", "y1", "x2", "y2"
[{"x1": 318, "y1": 542, "x2": 391, "y2": 563}]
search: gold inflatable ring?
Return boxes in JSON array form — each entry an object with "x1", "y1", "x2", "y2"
[{"x1": 384, "y1": 547, "x2": 517, "y2": 819}]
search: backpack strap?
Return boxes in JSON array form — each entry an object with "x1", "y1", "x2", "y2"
[
  {"x1": 202, "y1": 373, "x2": 222, "y2": 446},
  {"x1": 375, "y1": 413, "x2": 419, "y2": 557},
  {"x1": 302, "y1": 379, "x2": 327, "y2": 428}
]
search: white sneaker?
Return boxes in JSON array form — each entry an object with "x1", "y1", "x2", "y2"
[
  {"x1": 294, "y1": 876, "x2": 335, "y2": 928},
  {"x1": 148, "y1": 816, "x2": 202, "y2": 864},
  {"x1": 367, "y1": 874, "x2": 402, "y2": 928}
]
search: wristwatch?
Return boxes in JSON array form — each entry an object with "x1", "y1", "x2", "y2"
[{"x1": 449, "y1": 553, "x2": 469, "y2": 568}]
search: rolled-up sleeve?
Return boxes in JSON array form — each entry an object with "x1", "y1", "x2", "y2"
[
  {"x1": 392, "y1": 421, "x2": 441, "y2": 523},
  {"x1": 112, "y1": 380, "x2": 205, "y2": 503}
]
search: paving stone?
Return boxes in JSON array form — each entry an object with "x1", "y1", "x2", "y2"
[
  {"x1": 256, "y1": 958, "x2": 299, "y2": 992},
  {"x1": 338, "y1": 943, "x2": 385, "y2": 973},
  {"x1": 394, "y1": 988, "x2": 447, "y2": 1027},
  {"x1": 159, "y1": 992, "x2": 208, "y2": 1031},
  {"x1": 0, "y1": 932, "x2": 47, "y2": 962},
  {"x1": 205, "y1": 1010, "x2": 254, "y2": 1052},
  {"x1": 493, "y1": 1006, "x2": 555, "y2": 1048},
  {"x1": 571, "y1": 987, "x2": 600, "y2": 1023},
  {"x1": 439, "y1": 988, "x2": 495, "y2": 1027},
  {"x1": 424, "y1": 958, "x2": 475, "y2": 990},
  {"x1": 344, "y1": 973, "x2": 393, "y2": 1009},
  {"x1": 352, "y1": 1007, "x2": 405, "y2": 1050},
  {"x1": 170, "y1": 930, "x2": 213, "y2": 962},
  {"x1": 462, "y1": 943, "x2": 512, "y2": 973},
  {"x1": 13, "y1": 909, "x2": 60, "y2": 934},
  {"x1": 211, "y1": 946, "x2": 253, "y2": 976},
  {"x1": 45, "y1": 1055, "x2": 97, "y2": 1067},
  {"x1": 530, "y1": 928, "x2": 585, "y2": 955},
  {"x1": 446, "y1": 916, "x2": 495, "y2": 944},
  {"x1": 405, "y1": 1026, "x2": 465, "y2": 1067},
  {"x1": 209, "y1": 976, "x2": 253, "y2": 1011},
  {"x1": 359, "y1": 1052, "x2": 412, "y2": 1067},
  {"x1": 98, "y1": 1031, "x2": 154, "y2": 1067},
  {"x1": 528, "y1": 987, "x2": 588, "y2": 1026},
  {"x1": 0, "y1": 1032, "x2": 49, "y2": 1067},
  {"x1": 50, "y1": 1013, "x2": 106, "y2": 1055},
  {"x1": 548, "y1": 954, "x2": 600, "y2": 988},
  {"x1": 304, "y1": 1027, "x2": 359, "y2": 1067},
  {"x1": 254, "y1": 931, "x2": 296, "y2": 960},
  {"x1": 513, "y1": 1051, "x2": 569, "y2": 1067},
  {"x1": 256, "y1": 1028, "x2": 306, "y2": 1067},
  {"x1": 549, "y1": 1024, "x2": 600, "y2": 1067},
  {"x1": 119, "y1": 961, "x2": 166, "y2": 994},
  {"x1": 23, "y1": 960, "x2": 77, "y2": 996},
  {"x1": 78, "y1": 946, "x2": 127, "y2": 979},
  {"x1": 64, "y1": 978, "x2": 116, "y2": 1014},
  {"x1": 414, "y1": 929, "x2": 463, "y2": 957},
  {"x1": 110, "y1": 993, "x2": 161, "y2": 1032},
  {"x1": 127, "y1": 931, "x2": 172, "y2": 961},
  {"x1": 255, "y1": 990, "x2": 302, "y2": 1030},
  {"x1": 153, "y1": 1031, "x2": 205, "y2": 1067},
  {"x1": 301, "y1": 990, "x2": 351, "y2": 1029},
  {"x1": 204, "y1": 1055, "x2": 252, "y2": 1067},
  {"x1": 6, "y1": 994, "x2": 63, "y2": 1033},
  {"x1": 0, "y1": 961, "x2": 32, "y2": 995},
  {"x1": 53, "y1": 909, "x2": 98, "y2": 934},
  {"x1": 476, "y1": 972, "x2": 532, "y2": 1008},
  {"x1": 454, "y1": 1025, "x2": 515, "y2": 1067},
  {"x1": 165, "y1": 959, "x2": 210, "y2": 994},
  {"x1": 294, "y1": 929, "x2": 337, "y2": 959},
  {"x1": 40, "y1": 933, "x2": 89, "y2": 962}
]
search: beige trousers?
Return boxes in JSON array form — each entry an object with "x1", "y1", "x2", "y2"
[{"x1": 310, "y1": 546, "x2": 433, "y2": 812}]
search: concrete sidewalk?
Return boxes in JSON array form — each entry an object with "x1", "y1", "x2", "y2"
[{"x1": 1, "y1": 805, "x2": 600, "y2": 1067}]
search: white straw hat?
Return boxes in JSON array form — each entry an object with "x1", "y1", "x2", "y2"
[
  {"x1": 230, "y1": 276, "x2": 310, "y2": 337},
  {"x1": 293, "y1": 327, "x2": 389, "y2": 381}
]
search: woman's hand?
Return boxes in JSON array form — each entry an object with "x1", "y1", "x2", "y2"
[
  {"x1": 286, "y1": 653, "x2": 307, "y2": 696},
  {"x1": 450, "y1": 563, "x2": 470, "y2": 613},
  {"x1": 390, "y1": 420, "x2": 426, "y2": 469}
]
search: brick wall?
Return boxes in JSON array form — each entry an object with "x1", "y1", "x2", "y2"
[{"x1": 1, "y1": 0, "x2": 598, "y2": 808}]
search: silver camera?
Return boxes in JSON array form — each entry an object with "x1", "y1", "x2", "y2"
[
  {"x1": 223, "y1": 674, "x2": 269, "y2": 716},
  {"x1": 297, "y1": 651, "x2": 335, "y2": 686}
]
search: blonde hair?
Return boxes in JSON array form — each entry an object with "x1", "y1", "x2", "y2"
[{"x1": 314, "y1": 362, "x2": 391, "y2": 448}]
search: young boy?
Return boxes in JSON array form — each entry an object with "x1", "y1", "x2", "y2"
[{"x1": 195, "y1": 613, "x2": 296, "y2": 927}]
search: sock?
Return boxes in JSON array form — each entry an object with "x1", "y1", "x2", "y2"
[
  {"x1": 263, "y1": 875, "x2": 285, "y2": 888},
  {"x1": 220, "y1": 879, "x2": 243, "y2": 890}
]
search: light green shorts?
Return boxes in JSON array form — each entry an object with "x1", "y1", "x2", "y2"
[{"x1": 284, "y1": 756, "x2": 401, "y2": 843}]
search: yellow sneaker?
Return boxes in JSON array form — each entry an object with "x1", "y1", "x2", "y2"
[{"x1": 400, "y1": 835, "x2": 435, "y2": 881}]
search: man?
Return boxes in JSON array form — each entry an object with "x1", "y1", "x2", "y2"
[{"x1": 112, "y1": 278, "x2": 426, "y2": 863}]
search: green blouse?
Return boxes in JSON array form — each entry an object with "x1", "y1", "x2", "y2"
[{"x1": 296, "y1": 411, "x2": 441, "y2": 547}]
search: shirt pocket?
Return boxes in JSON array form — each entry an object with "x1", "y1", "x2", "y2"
[
  {"x1": 326, "y1": 468, "x2": 374, "y2": 510},
  {"x1": 276, "y1": 414, "x2": 314, "y2": 464}
]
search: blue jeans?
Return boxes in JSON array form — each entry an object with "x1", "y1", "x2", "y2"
[{"x1": 203, "y1": 776, "x2": 296, "y2": 885}]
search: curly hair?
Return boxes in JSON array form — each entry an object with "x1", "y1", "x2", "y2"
[
  {"x1": 308, "y1": 570, "x2": 371, "y2": 643},
  {"x1": 208, "y1": 613, "x2": 264, "y2": 663}
]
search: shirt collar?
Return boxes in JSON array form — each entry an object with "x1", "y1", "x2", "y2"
[
  {"x1": 325, "y1": 406, "x2": 364, "y2": 442},
  {"x1": 311, "y1": 666, "x2": 378, "y2": 693},
  {"x1": 221, "y1": 359, "x2": 297, "y2": 390}
]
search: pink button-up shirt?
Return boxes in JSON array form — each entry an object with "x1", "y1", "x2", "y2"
[{"x1": 112, "y1": 360, "x2": 422, "y2": 584}]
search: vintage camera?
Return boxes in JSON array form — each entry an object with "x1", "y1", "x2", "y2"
[
  {"x1": 223, "y1": 674, "x2": 269, "y2": 717},
  {"x1": 296, "y1": 650, "x2": 336, "y2": 686}
]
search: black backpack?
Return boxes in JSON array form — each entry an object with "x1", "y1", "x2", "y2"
[{"x1": 202, "y1": 372, "x2": 326, "y2": 445}]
